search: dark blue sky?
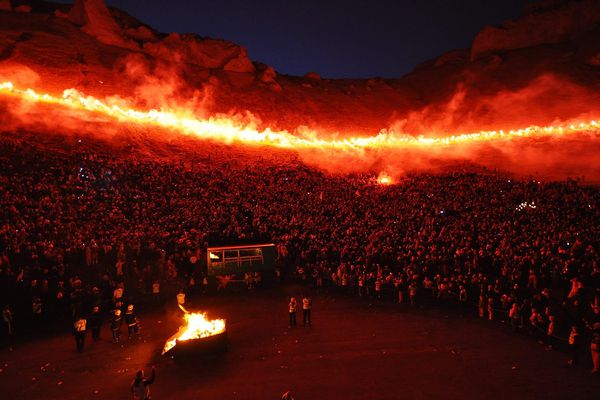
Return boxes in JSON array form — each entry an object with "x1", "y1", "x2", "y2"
[{"x1": 95, "y1": 1, "x2": 532, "y2": 78}]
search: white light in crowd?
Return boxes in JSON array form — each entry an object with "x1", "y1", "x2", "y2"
[{"x1": 515, "y1": 201, "x2": 537, "y2": 211}]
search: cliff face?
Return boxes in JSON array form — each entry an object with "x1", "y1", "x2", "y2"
[
  {"x1": 68, "y1": 0, "x2": 135, "y2": 49},
  {"x1": 0, "y1": 0, "x2": 599, "y2": 136},
  {"x1": 64, "y1": 0, "x2": 255, "y2": 72},
  {"x1": 471, "y1": 0, "x2": 600, "y2": 60},
  {"x1": 143, "y1": 33, "x2": 255, "y2": 73}
]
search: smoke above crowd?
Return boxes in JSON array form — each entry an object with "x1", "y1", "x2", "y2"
[{"x1": 0, "y1": 58, "x2": 599, "y2": 182}]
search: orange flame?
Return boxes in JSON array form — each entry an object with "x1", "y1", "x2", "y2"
[
  {"x1": 1, "y1": 81, "x2": 599, "y2": 151},
  {"x1": 377, "y1": 172, "x2": 394, "y2": 185},
  {"x1": 162, "y1": 306, "x2": 226, "y2": 355}
]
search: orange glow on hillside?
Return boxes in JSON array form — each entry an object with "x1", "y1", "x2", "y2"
[
  {"x1": 377, "y1": 172, "x2": 394, "y2": 185},
  {"x1": 1, "y1": 81, "x2": 599, "y2": 152}
]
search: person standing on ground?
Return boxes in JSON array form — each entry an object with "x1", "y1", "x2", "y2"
[
  {"x1": 152, "y1": 281, "x2": 161, "y2": 306},
  {"x1": 2, "y1": 305, "x2": 14, "y2": 351},
  {"x1": 176, "y1": 289, "x2": 186, "y2": 307},
  {"x1": 32, "y1": 296, "x2": 42, "y2": 330},
  {"x1": 409, "y1": 282, "x2": 417, "y2": 306},
  {"x1": 487, "y1": 297, "x2": 494, "y2": 321},
  {"x1": 73, "y1": 315, "x2": 87, "y2": 352},
  {"x1": 111, "y1": 309, "x2": 122, "y2": 343},
  {"x1": 568, "y1": 325, "x2": 581, "y2": 366},
  {"x1": 375, "y1": 278, "x2": 382, "y2": 300},
  {"x1": 459, "y1": 285, "x2": 468, "y2": 304},
  {"x1": 125, "y1": 304, "x2": 139, "y2": 339},
  {"x1": 288, "y1": 297, "x2": 297, "y2": 327},
  {"x1": 509, "y1": 303, "x2": 521, "y2": 332},
  {"x1": 302, "y1": 295, "x2": 312, "y2": 327},
  {"x1": 358, "y1": 274, "x2": 365, "y2": 297},
  {"x1": 131, "y1": 366, "x2": 156, "y2": 400},
  {"x1": 202, "y1": 275, "x2": 208, "y2": 294},
  {"x1": 281, "y1": 391, "x2": 295, "y2": 400},
  {"x1": 88, "y1": 306, "x2": 102, "y2": 341}
]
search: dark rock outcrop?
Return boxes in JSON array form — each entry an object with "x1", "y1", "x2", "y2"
[
  {"x1": 471, "y1": 0, "x2": 600, "y2": 60},
  {"x1": 69, "y1": 0, "x2": 136, "y2": 49},
  {"x1": 143, "y1": 32, "x2": 254, "y2": 72}
]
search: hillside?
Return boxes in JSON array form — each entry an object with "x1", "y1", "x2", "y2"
[
  {"x1": 0, "y1": 0, "x2": 598, "y2": 136},
  {"x1": 0, "y1": 0, "x2": 600, "y2": 180}
]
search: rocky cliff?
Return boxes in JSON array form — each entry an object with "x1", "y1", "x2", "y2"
[
  {"x1": 0, "y1": 0, "x2": 599, "y2": 136},
  {"x1": 471, "y1": 0, "x2": 600, "y2": 60}
]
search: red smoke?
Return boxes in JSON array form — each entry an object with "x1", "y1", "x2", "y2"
[{"x1": 1, "y1": 61, "x2": 599, "y2": 182}]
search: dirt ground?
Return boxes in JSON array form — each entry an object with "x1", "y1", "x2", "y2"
[{"x1": 1, "y1": 285, "x2": 599, "y2": 400}]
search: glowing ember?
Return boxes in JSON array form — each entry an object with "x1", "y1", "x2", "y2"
[
  {"x1": 377, "y1": 172, "x2": 394, "y2": 185},
  {"x1": 516, "y1": 201, "x2": 537, "y2": 211},
  {"x1": 162, "y1": 306, "x2": 226, "y2": 355},
  {"x1": 1, "y1": 81, "x2": 599, "y2": 151}
]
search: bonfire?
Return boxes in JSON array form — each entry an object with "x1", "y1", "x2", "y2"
[{"x1": 162, "y1": 305, "x2": 226, "y2": 355}]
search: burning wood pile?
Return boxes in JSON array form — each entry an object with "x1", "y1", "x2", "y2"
[{"x1": 162, "y1": 305, "x2": 227, "y2": 357}]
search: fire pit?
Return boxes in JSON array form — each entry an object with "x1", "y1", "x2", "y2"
[{"x1": 162, "y1": 306, "x2": 227, "y2": 357}]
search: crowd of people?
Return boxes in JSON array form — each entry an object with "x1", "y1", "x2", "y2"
[{"x1": 0, "y1": 138, "x2": 599, "y2": 372}]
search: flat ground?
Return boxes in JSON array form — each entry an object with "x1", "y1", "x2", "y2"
[{"x1": 1, "y1": 285, "x2": 599, "y2": 400}]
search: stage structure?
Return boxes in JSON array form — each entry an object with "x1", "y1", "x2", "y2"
[{"x1": 206, "y1": 243, "x2": 276, "y2": 278}]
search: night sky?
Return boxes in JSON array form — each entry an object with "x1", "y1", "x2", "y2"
[{"x1": 75, "y1": 0, "x2": 533, "y2": 78}]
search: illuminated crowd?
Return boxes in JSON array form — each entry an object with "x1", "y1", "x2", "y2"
[{"x1": 0, "y1": 138, "x2": 599, "y2": 370}]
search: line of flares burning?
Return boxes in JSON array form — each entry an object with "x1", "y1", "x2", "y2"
[{"x1": 1, "y1": 81, "x2": 599, "y2": 151}]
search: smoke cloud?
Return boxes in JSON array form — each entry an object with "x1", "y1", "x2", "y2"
[{"x1": 1, "y1": 63, "x2": 599, "y2": 183}]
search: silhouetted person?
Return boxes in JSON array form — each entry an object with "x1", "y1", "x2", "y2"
[
  {"x1": 288, "y1": 297, "x2": 297, "y2": 327},
  {"x1": 568, "y1": 325, "x2": 581, "y2": 365},
  {"x1": 125, "y1": 304, "x2": 139, "y2": 338},
  {"x1": 88, "y1": 306, "x2": 102, "y2": 341},
  {"x1": 281, "y1": 391, "x2": 295, "y2": 400},
  {"x1": 111, "y1": 309, "x2": 122, "y2": 343},
  {"x1": 73, "y1": 315, "x2": 87, "y2": 352},
  {"x1": 302, "y1": 295, "x2": 312, "y2": 327},
  {"x1": 131, "y1": 366, "x2": 155, "y2": 400},
  {"x1": 2, "y1": 305, "x2": 14, "y2": 351}
]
